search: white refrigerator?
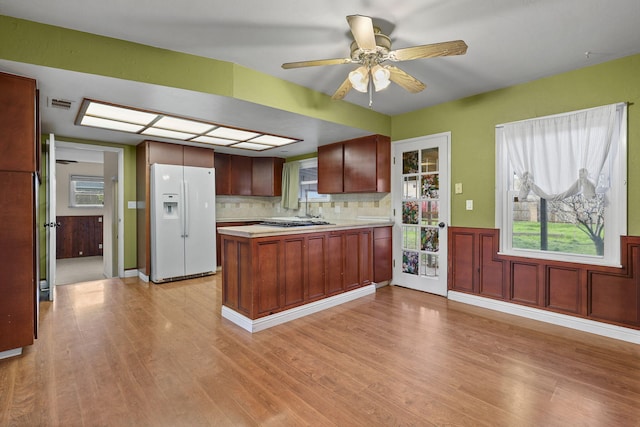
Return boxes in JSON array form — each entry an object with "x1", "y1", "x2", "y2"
[{"x1": 150, "y1": 163, "x2": 216, "y2": 283}]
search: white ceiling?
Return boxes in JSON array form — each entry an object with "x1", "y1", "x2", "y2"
[{"x1": 1, "y1": 0, "x2": 640, "y2": 156}]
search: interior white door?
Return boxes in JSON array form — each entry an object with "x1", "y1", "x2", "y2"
[
  {"x1": 392, "y1": 133, "x2": 450, "y2": 296},
  {"x1": 46, "y1": 133, "x2": 57, "y2": 301}
]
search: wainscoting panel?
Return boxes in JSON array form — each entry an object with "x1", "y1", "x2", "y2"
[{"x1": 449, "y1": 227, "x2": 640, "y2": 331}]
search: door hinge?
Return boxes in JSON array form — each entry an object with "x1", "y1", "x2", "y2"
[
  {"x1": 393, "y1": 259, "x2": 395, "y2": 268},
  {"x1": 393, "y1": 208, "x2": 396, "y2": 216},
  {"x1": 393, "y1": 156, "x2": 396, "y2": 165}
]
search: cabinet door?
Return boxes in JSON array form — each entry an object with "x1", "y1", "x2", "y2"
[
  {"x1": 230, "y1": 155, "x2": 252, "y2": 195},
  {"x1": 252, "y1": 157, "x2": 284, "y2": 196},
  {"x1": 373, "y1": 226, "x2": 392, "y2": 282},
  {"x1": 214, "y1": 153, "x2": 231, "y2": 195},
  {"x1": 326, "y1": 233, "x2": 344, "y2": 294},
  {"x1": 359, "y1": 228, "x2": 373, "y2": 286},
  {"x1": 0, "y1": 172, "x2": 35, "y2": 352},
  {"x1": 344, "y1": 136, "x2": 377, "y2": 192},
  {"x1": 147, "y1": 140, "x2": 183, "y2": 165},
  {"x1": 184, "y1": 145, "x2": 214, "y2": 168},
  {"x1": 282, "y1": 236, "x2": 305, "y2": 308},
  {"x1": 306, "y1": 234, "x2": 327, "y2": 300},
  {"x1": 0, "y1": 72, "x2": 37, "y2": 173},
  {"x1": 318, "y1": 143, "x2": 344, "y2": 194},
  {"x1": 255, "y1": 239, "x2": 281, "y2": 316},
  {"x1": 375, "y1": 135, "x2": 391, "y2": 192},
  {"x1": 344, "y1": 231, "x2": 361, "y2": 290}
]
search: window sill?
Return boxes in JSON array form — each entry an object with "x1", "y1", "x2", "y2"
[{"x1": 497, "y1": 250, "x2": 621, "y2": 268}]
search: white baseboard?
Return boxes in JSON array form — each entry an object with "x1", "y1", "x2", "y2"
[
  {"x1": 137, "y1": 271, "x2": 149, "y2": 282},
  {"x1": 124, "y1": 269, "x2": 139, "y2": 278},
  {"x1": 222, "y1": 284, "x2": 376, "y2": 333},
  {"x1": 0, "y1": 347, "x2": 22, "y2": 360},
  {"x1": 448, "y1": 291, "x2": 640, "y2": 345}
]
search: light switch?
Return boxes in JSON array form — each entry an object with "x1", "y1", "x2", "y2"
[
  {"x1": 454, "y1": 183, "x2": 463, "y2": 194},
  {"x1": 466, "y1": 200, "x2": 473, "y2": 210}
]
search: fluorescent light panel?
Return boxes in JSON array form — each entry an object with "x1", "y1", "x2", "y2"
[
  {"x1": 77, "y1": 99, "x2": 302, "y2": 151},
  {"x1": 231, "y1": 142, "x2": 272, "y2": 151}
]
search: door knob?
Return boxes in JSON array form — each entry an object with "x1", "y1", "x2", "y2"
[{"x1": 438, "y1": 222, "x2": 446, "y2": 228}]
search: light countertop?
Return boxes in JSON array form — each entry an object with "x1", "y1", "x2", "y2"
[{"x1": 217, "y1": 219, "x2": 393, "y2": 238}]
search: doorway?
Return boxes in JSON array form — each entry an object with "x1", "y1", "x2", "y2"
[
  {"x1": 392, "y1": 133, "x2": 450, "y2": 296},
  {"x1": 46, "y1": 139, "x2": 124, "y2": 297}
]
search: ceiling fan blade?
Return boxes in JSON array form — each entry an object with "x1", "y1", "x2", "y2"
[
  {"x1": 386, "y1": 65, "x2": 426, "y2": 93},
  {"x1": 282, "y1": 57, "x2": 353, "y2": 69},
  {"x1": 346, "y1": 15, "x2": 376, "y2": 51},
  {"x1": 389, "y1": 40, "x2": 468, "y2": 62},
  {"x1": 331, "y1": 77, "x2": 353, "y2": 100}
]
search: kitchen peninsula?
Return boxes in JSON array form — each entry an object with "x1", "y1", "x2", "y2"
[{"x1": 219, "y1": 220, "x2": 392, "y2": 332}]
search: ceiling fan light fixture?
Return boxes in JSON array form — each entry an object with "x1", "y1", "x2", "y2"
[
  {"x1": 371, "y1": 65, "x2": 391, "y2": 91},
  {"x1": 348, "y1": 66, "x2": 369, "y2": 93}
]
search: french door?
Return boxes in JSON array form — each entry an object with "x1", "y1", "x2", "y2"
[{"x1": 392, "y1": 133, "x2": 450, "y2": 296}]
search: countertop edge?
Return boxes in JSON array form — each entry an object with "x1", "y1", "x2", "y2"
[{"x1": 218, "y1": 221, "x2": 394, "y2": 238}]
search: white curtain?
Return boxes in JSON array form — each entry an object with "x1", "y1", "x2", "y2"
[
  {"x1": 502, "y1": 103, "x2": 621, "y2": 201},
  {"x1": 280, "y1": 161, "x2": 300, "y2": 210}
]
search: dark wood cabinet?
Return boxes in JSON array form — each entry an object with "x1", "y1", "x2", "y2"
[
  {"x1": 230, "y1": 155, "x2": 252, "y2": 195},
  {"x1": 0, "y1": 72, "x2": 37, "y2": 173},
  {"x1": 214, "y1": 153, "x2": 231, "y2": 195},
  {"x1": 373, "y1": 226, "x2": 392, "y2": 283},
  {"x1": 0, "y1": 72, "x2": 38, "y2": 354},
  {"x1": 318, "y1": 134, "x2": 390, "y2": 194},
  {"x1": 252, "y1": 157, "x2": 284, "y2": 196},
  {"x1": 318, "y1": 143, "x2": 344, "y2": 194},
  {"x1": 215, "y1": 153, "x2": 284, "y2": 196},
  {"x1": 222, "y1": 227, "x2": 374, "y2": 320},
  {"x1": 136, "y1": 140, "x2": 215, "y2": 276},
  {"x1": 215, "y1": 221, "x2": 260, "y2": 267}
]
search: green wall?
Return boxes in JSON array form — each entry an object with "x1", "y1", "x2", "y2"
[{"x1": 392, "y1": 54, "x2": 640, "y2": 234}]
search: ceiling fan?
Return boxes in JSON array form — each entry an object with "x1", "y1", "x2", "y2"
[{"x1": 282, "y1": 15, "x2": 468, "y2": 106}]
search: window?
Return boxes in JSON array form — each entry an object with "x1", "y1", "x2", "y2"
[
  {"x1": 496, "y1": 103, "x2": 627, "y2": 266},
  {"x1": 298, "y1": 158, "x2": 330, "y2": 202},
  {"x1": 70, "y1": 175, "x2": 104, "y2": 208}
]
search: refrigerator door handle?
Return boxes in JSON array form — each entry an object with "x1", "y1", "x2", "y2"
[{"x1": 183, "y1": 180, "x2": 190, "y2": 238}]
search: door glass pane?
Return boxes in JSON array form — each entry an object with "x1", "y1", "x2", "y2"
[
  {"x1": 403, "y1": 151, "x2": 419, "y2": 174},
  {"x1": 421, "y1": 148, "x2": 439, "y2": 172},
  {"x1": 403, "y1": 176, "x2": 419, "y2": 199},
  {"x1": 403, "y1": 250, "x2": 419, "y2": 275},
  {"x1": 421, "y1": 174, "x2": 439, "y2": 199},
  {"x1": 421, "y1": 254, "x2": 438, "y2": 276},
  {"x1": 402, "y1": 201, "x2": 419, "y2": 224},
  {"x1": 421, "y1": 200, "x2": 439, "y2": 225},
  {"x1": 421, "y1": 227, "x2": 439, "y2": 252},
  {"x1": 402, "y1": 226, "x2": 420, "y2": 250}
]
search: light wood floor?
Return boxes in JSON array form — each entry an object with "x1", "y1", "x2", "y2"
[{"x1": 1, "y1": 275, "x2": 639, "y2": 426}]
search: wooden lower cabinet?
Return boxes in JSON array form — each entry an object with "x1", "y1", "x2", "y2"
[
  {"x1": 373, "y1": 226, "x2": 392, "y2": 283},
  {"x1": 222, "y1": 228, "x2": 374, "y2": 320}
]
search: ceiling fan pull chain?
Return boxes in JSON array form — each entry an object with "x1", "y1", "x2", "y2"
[{"x1": 368, "y1": 76, "x2": 374, "y2": 108}]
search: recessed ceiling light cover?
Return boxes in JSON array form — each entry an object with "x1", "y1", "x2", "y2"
[
  {"x1": 81, "y1": 116, "x2": 145, "y2": 133},
  {"x1": 232, "y1": 142, "x2": 272, "y2": 151},
  {"x1": 85, "y1": 102, "x2": 156, "y2": 125},
  {"x1": 208, "y1": 127, "x2": 261, "y2": 141}
]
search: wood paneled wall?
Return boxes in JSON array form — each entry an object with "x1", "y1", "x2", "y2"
[
  {"x1": 56, "y1": 215, "x2": 103, "y2": 259},
  {"x1": 448, "y1": 227, "x2": 640, "y2": 330}
]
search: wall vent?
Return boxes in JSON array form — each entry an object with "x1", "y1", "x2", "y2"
[{"x1": 49, "y1": 98, "x2": 73, "y2": 110}]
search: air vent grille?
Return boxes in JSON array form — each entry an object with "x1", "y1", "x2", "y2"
[{"x1": 49, "y1": 98, "x2": 73, "y2": 110}]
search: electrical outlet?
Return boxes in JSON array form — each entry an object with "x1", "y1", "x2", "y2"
[
  {"x1": 466, "y1": 200, "x2": 473, "y2": 210},
  {"x1": 454, "y1": 183, "x2": 463, "y2": 194}
]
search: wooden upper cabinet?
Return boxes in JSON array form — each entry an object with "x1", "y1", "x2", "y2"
[
  {"x1": 214, "y1": 153, "x2": 231, "y2": 195},
  {"x1": 318, "y1": 134, "x2": 390, "y2": 194},
  {"x1": 184, "y1": 145, "x2": 215, "y2": 168},
  {"x1": 0, "y1": 72, "x2": 37, "y2": 173},
  {"x1": 317, "y1": 142, "x2": 344, "y2": 194},
  {"x1": 230, "y1": 155, "x2": 252, "y2": 195},
  {"x1": 252, "y1": 157, "x2": 284, "y2": 196}
]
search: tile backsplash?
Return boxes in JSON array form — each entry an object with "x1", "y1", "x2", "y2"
[{"x1": 216, "y1": 193, "x2": 392, "y2": 221}]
